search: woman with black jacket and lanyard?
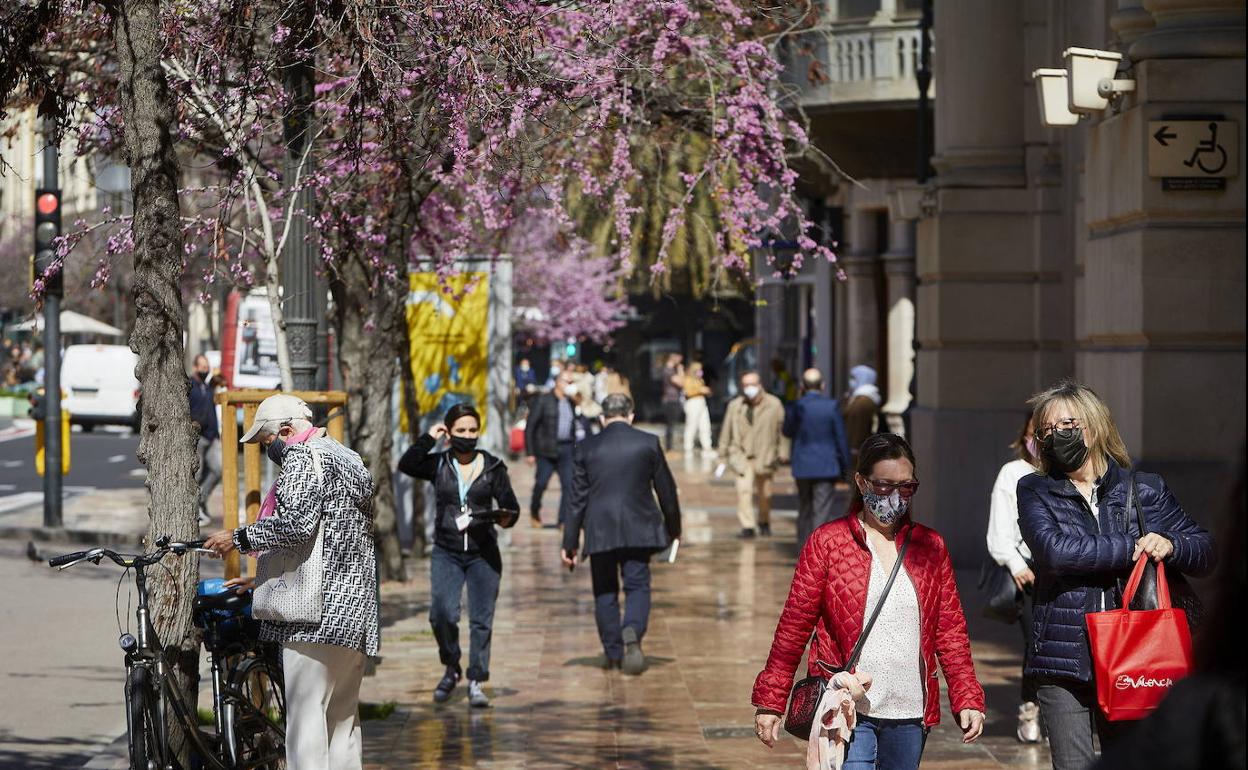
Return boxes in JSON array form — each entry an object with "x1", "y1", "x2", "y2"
[
  {"x1": 398, "y1": 403, "x2": 519, "y2": 708},
  {"x1": 1018, "y1": 380, "x2": 1215, "y2": 770}
]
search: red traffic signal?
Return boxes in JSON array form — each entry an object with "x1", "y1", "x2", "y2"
[{"x1": 36, "y1": 192, "x2": 60, "y2": 216}]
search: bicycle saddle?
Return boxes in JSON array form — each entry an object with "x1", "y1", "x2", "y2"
[{"x1": 193, "y1": 591, "x2": 251, "y2": 614}]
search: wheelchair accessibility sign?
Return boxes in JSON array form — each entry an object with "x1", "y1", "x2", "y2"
[{"x1": 1149, "y1": 120, "x2": 1238, "y2": 190}]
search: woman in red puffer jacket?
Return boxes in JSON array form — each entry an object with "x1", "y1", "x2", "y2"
[{"x1": 751, "y1": 433, "x2": 986, "y2": 770}]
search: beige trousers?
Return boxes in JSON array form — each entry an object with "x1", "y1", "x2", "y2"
[
  {"x1": 735, "y1": 467, "x2": 773, "y2": 529},
  {"x1": 283, "y1": 641, "x2": 365, "y2": 770}
]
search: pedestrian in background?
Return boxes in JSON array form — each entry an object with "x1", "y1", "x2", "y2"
[
  {"x1": 398, "y1": 403, "x2": 519, "y2": 708},
  {"x1": 606, "y1": 365, "x2": 632, "y2": 399},
  {"x1": 660, "y1": 352, "x2": 685, "y2": 451},
  {"x1": 573, "y1": 363, "x2": 602, "y2": 423},
  {"x1": 844, "y1": 365, "x2": 881, "y2": 465},
  {"x1": 719, "y1": 370, "x2": 785, "y2": 539},
  {"x1": 985, "y1": 412, "x2": 1042, "y2": 744},
  {"x1": 784, "y1": 368, "x2": 850, "y2": 546},
  {"x1": 205, "y1": 394, "x2": 378, "y2": 770},
  {"x1": 1019, "y1": 379, "x2": 1215, "y2": 770},
  {"x1": 514, "y1": 357, "x2": 537, "y2": 401},
  {"x1": 524, "y1": 370, "x2": 580, "y2": 528},
  {"x1": 752, "y1": 433, "x2": 985, "y2": 768},
  {"x1": 561, "y1": 394, "x2": 681, "y2": 675},
  {"x1": 681, "y1": 359, "x2": 714, "y2": 455},
  {"x1": 189, "y1": 354, "x2": 223, "y2": 528},
  {"x1": 770, "y1": 357, "x2": 797, "y2": 402}
]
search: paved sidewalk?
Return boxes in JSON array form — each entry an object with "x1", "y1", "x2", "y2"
[{"x1": 357, "y1": 450, "x2": 1051, "y2": 769}]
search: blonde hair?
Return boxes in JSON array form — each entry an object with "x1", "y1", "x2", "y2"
[{"x1": 1027, "y1": 379, "x2": 1131, "y2": 477}]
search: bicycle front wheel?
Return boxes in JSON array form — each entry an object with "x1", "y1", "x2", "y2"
[
  {"x1": 125, "y1": 665, "x2": 162, "y2": 770},
  {"x1": 222, "y1": 653, "x2": 286, "y2": 770}
]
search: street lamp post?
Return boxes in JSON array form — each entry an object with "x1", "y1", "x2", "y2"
[{"x1": 280, "y1": 8, "x2": 321, "y2": 392}]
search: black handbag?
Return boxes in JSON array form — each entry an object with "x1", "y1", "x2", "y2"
[
  {"x1": 783, "y1": 529, "x2": 911, "y2": 741},
  {"x1": 978, "y1": 558, "x2": 1022, "y2": 624},
  {"x1": 1123, "y1": 473, "x2": 1205, "y2": 628}
]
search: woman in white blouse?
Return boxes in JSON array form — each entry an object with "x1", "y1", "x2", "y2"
[{"x1": 985, "y1": 412, "x2": 1041, "y2": 743}]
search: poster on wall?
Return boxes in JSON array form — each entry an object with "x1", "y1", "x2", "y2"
[
  {"x1": 232, "y1": 291, "x2": 282, "y2": 389},
  {"x1": 406, "y1": 271, "x2": 490, "y2": 431}
]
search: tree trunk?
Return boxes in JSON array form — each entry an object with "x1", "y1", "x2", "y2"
[
  {"x1": 112, "y1": 0, "x2": 201, "y2": 763},
  {"x1": 332, "y1": 268, "x2": 406, "y2": 581}
]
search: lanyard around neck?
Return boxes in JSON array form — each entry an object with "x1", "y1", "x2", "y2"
[{"x1": 455, "y1": 455, "x2": 483, "y2": 506}]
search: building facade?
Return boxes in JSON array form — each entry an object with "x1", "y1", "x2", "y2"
[{"x1": 768, "y1": 0, "x2": 1245, "y2": 564}]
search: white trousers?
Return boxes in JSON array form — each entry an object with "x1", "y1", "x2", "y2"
[
  {"x1": 683, "y1": 396, "x2": 713, "y2": 452},
  {"x1": 283, "y1": 641, "x2": 365, "y2": 770}
]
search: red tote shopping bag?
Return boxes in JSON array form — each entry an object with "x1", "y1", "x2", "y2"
[{"x1": 1085, "y1": 556, "x2": 1193, "y2": 721}]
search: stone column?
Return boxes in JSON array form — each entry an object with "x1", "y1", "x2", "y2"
[
  {"x1": 1079, "y1": 7, "x2": 1245, "y2": 528},
  {"x1": 910, "y1": 0, "x2": 1072, "y2": 566},
  {"x1": 880, "y1": 217, "x2": 916, "y2": 437},
  {"x1": 1111, "y1": 0, "x2": 1156, "y2": 46},
  {"x1": 842, "y1": 207, "x2": 880, "y2": 376},
  {"x1": 1131, "y1": 0, "x2": 1245, "y2": 59}
]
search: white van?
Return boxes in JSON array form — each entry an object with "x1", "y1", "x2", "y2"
[{"x1": 61, "y1": 344, "x2": 141, "y2": 431}]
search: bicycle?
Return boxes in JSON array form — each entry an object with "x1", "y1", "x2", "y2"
[{"x1": 49, "y1": 537, "x2": 286, "y2": 770}]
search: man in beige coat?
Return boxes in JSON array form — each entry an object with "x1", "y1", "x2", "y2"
[{"x1": 718, "y1": 371, "x2": 786, "y2": 538}]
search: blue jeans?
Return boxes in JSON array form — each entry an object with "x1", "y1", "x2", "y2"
[
  {"x1": 843, "y1": 716, "x2": 927, "y2": 770},
  {"x1": 589, "y1": 549, "x2": 652, "y2": 661},
  {"x1": 429, "y1": 544, "x2": 502, "y2": 682}
]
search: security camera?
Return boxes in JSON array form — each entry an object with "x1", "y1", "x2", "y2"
[
  {"x1": 1063, "y1": 47, "x2": 1135, "y2": 113},
  {"x1": 1032, "y1": 69, "x2": 1080, "y2": 127}
]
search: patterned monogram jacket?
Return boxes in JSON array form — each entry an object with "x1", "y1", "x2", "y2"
[{"x1": 235, "y1": 436, "x2": 379, "y2": 656}]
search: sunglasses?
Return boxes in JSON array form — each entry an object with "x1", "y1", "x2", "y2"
[{"x1": 862, "y1": 478, "x2": 920, "y2": 498}]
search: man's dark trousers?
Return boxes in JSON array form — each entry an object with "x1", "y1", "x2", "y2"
[
  {"x1": 589, "y1": 548, "x2": 652, "y2": 662},
  {"x1": 662, "y1": 401, "x2": 682, "y2": 450},
  {"x1": 530, "y1": 440, "x2": 576, "y2": 524},
  {"x1": 796, "y1": 479, "x2": 839, "y2": 547}
]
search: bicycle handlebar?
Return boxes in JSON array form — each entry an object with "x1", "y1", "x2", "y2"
[{"x1": 47, "y1": 538, "x2": 210, "y2": 571}]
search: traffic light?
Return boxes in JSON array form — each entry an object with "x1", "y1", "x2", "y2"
[
  {"x1": 33, "y1": 188, "x2": 63, "y2": 297},
  {"x1": 564, "y1": 339, "x2": 578, "y2": 359}
]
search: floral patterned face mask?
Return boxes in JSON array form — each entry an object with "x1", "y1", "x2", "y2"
[{"x1": 862, "y1": 487, "x2": 909, "y2": 526}]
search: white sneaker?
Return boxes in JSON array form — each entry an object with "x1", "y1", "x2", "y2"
[
  {"x1": 1017, "y1": 701, "x2": 1042, "y2": 743},
  {"x1": 467, "y1": 680, "x2": 490, "y2": 708}
]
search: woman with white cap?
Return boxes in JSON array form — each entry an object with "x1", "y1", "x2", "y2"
[{"x1": 205, "y1": 393, "x2": 378, "y2": 770}]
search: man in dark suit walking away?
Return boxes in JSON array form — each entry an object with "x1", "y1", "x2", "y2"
[
  {"x1": 783, "y1": 368, "x2": 851, "y2": 547},
  {"x1": 561, "y1": 394, "x2": 681, "y2": 675}
]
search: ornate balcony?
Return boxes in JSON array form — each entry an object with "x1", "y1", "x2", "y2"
[{"x1": 778, "y1": 15, "x2": 933, "y2": 109}]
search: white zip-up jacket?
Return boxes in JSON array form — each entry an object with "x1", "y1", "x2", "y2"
[{"x1": 986, "y1": 458, "x2": 1035, "y2": 576}]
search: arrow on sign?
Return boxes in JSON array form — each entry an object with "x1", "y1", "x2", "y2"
[{"x1": 1153, "y1": 125, "x2": 1177, "y2": 147}]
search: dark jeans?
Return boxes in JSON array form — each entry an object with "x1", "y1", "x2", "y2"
[
  {"x1": 795, "y1": 478, "x2": 838, "y2": 547},
  {"x1": 589, "y1": 549, "x2": 652, "y2": 661},
  {"x1": 1036, "y1": 679, "x2": 1126, "y2": 770},
  {"x1": 429, "y1": 544, "x2": 502, "y2": 682},
  {"x1": 530, "y1": 441, "x2": 575, "y2": 523},
  {"x1": 662, "y1": 401, "x2": 682, "y2": 450},
  {"x1": 843, "y1": 716, "x2": 927, "y2": 770}
]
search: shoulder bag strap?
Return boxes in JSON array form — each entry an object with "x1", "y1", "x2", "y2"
[
  {"x1": 844, "y1": 527, "x2": 912, "y2": 671},
  {"x1": 1129, "y1": 471, "x2": 1146, "y2": 536}
]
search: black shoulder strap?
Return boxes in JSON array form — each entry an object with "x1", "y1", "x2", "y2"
[
  {"x1": 1129, "y1": 471, "x2": 1147, "y2": 536},
  {"x1": 845, "y1": 526, "x2": 912, "y2": 671}
]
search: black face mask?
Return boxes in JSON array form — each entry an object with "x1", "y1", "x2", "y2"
[
  {"x1": 1042, "y1": 427, "x2": 1089, "y2": 474},
  {"x1": 450, "y1": 436, "x2": 478, "y2": 455},
  {"x1": 267, "y1": 438, "x2": 287, "y2": 465}
]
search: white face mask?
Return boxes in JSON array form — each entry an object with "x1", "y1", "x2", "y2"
[
  {"x1": 564, "y1": 384, "x2": 578, "y2": 397},
  {"x1": 743, "y1": 385, "x2": 761, "y2": 400},
  {"x1": 551, "y1": 366, "x2": 562, "y2": 377},
  {"x1": 520, "y1": 363, "x2": 530, "y2": 371}
]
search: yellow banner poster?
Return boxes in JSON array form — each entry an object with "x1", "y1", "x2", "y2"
[{"x1": 406, "y1": 271, "x2": 490, "y2": 430}]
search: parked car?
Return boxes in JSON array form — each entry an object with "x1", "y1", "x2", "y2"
[{"x1": 61, "y1": 344, "x2": 141, "y2": 432}]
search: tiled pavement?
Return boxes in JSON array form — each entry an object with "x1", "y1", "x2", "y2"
[{"x1": 359, "y1": 451, "x2": 1052, "y2": 769}]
